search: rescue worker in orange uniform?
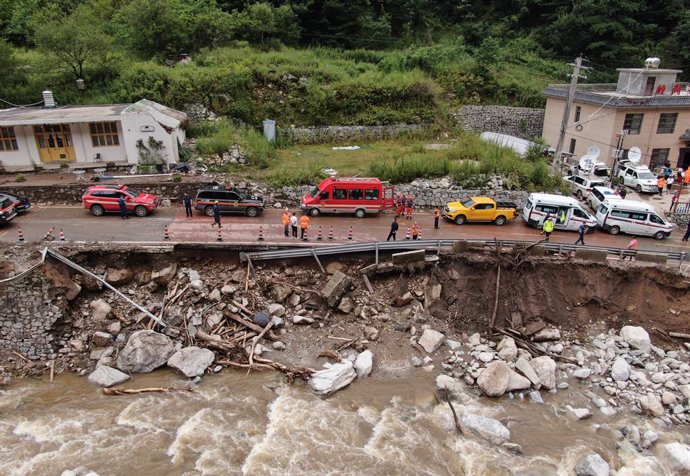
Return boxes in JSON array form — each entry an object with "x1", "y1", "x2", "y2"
[
  {"x1": 411, "y1": 222, "x2": 420, "y2": 240},
  {"x1": 281, "y1": 209, "x2": 290, "y2": 237},
  {"x1": 299, "y1": 214, "x2": 311, "y2": 240},
  {"x1": 657, "y1": 176, "x2": 666, "y2": 196},
  {"x1": 434, "y1": 208, "x2": 441, "y2": 229}
]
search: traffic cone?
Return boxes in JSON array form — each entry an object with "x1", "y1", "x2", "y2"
[
  {"x1": 216, "y1": 226, "x2": 222, "y2": 242},
  {"x1": 59, "y1": 229, "x2": 65, "y2": 241},
  {"x1": 163, "y1": 225, "x2": 170, "y2": 240},
  {"x1": 17, "y1": 226, "x2": 24, "y2": 243},
  {"x1": 43, "y1": 226, "x2": 55, "y2": 241},
  {"x1": 302, "y1": 227, "x2": 309, "y2": 241},
  {"x1": 347, "y1": 226, "x2": 353, "y2": 240},
  {"x1": 405, "y1": 227, "x2": 411, "y2": 240},
  {"x1": 257, "y1": 225, "x2": 264, "y2": 241},
  {"x1": 418, "y1": 226, "x2": 423, "y2": 240},
  {"x1": 317, "y1": 225, "x2": 323, "y2": 240},
  {"x1": 328, "y1": 225, "x2": 334, "y2": 240}
]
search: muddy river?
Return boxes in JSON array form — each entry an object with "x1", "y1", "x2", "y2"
[{"x1": 0, "y1": 369, "x2": 685, "y2": 475}]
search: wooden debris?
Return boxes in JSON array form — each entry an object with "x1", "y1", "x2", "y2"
[
  {"x1": 49, "y1": 360, "x2": 55, "y2": 383},
  {"x1": 362, "y1": 274, "x2": 374, "y2": 294},
  {"x1": 493, "y1": 327, "x2": 577, "y2": 364},
  {"x1": 522, "y1": 320, "x2": 546, "y2": 336},
  {"x1": 11, "y1": 350, "x2": 30, "y2": 362},
  {"x1": 218, "y1": 356, "x2": 314, "y2": 383},
  {"x1": 225, "y1": 310, "x2": 279, "y2": 341},
  {"x1": 669, "y1": 331, "x2": 690, "y2": 340},
  {"x1": 436, "y1": 389, "x2": 463, "y2": 435},
  {"x1": 247, "y1": 319, "x2": 275, "y2": 374},
  {"x1": 103, "y1": 387, "x2": 192, "y2": 396},
  {"x1": 318, "y1": 349, "x2": 342, "y2": 361}
]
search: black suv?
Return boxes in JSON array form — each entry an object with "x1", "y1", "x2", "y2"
[
  {"x1": 0, "y1": 190, "x2": 31, "y2": 213},
  {"x1": 194, "y1": 185, "x2": 265, "y2": 217}
]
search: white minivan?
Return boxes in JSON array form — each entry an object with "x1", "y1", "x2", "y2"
[
  {"x1": 523, "y1": 193, "x2": 597, "y2": 232},
  {"x1": 596, "y1": 199, "x2": 672, "y2": 240}
]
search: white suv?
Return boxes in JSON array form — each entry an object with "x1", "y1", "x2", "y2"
[
  {"x1": 617, "y1": 164, "x2": 658, "y2": 193},
  {"x1": 563, "y1": 175, "x2": 606, "y2": 200},
  {"x1": 589, "y1": 186, "x2": 621, "y2": 210}
]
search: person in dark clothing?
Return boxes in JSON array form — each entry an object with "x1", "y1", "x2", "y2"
[
  {"x1": 434, "y1": 208, "x2": 440, "y2": 229},
  {"x1": 683, "y1": 221, "x2": 690, "y2": 242},
  {"x1": 574, "y1": 223, "x2": 587, "y2": 245},
  {"x1": 183, "y1": 193, "x2": 193, "y2": 217},
  {"x1": 619, "y1": 186, "x2": 627, "y2": 199},
  {"x1": 118, "y1": 196, "x2": 128, "y2": 220},
  {"x1": 387, "y1": 217, "x2": 399, "y2": 241},
  {"x1": 211, "y1": 201, "x2": 221, "y2": 228}
]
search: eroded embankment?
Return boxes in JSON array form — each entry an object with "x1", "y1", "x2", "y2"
[{"x1": 0, "y1": 243, "x2": 688, "y2": 382}]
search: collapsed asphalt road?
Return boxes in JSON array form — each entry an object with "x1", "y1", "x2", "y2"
[{"x1": 0, "y1": 205, "x2": 687, "y2": 253}]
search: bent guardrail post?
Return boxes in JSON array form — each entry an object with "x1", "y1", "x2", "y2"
[
  {"x1": 375, "y1": 241, "x2": 379, "y2": 265},
  {"x1": 311, "y1": 248, "x2": 325, "y2": 273}
]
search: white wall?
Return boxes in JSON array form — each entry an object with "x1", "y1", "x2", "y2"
[
  {"x1": 120, "y1": 113, "x2": 182, "y2": 164},
  {"x1": 0, "y1": 125, "x2": 39, "y2": 168},
  {"x1": 71, "y1": 122, "x2": 126, "y2": 164}
]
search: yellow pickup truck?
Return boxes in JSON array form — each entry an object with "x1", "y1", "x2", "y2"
[{"x1": 443, "y1": 196, "x2": 518, "y2": 225}]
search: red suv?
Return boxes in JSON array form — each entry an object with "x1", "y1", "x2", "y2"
[{"x1": 82, "y1": 185, "x2": 159, "y2": 217}]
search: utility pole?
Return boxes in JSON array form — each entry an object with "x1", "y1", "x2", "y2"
[{"x1": 553, "y1": 56, "x2": 588, "y2": 173}]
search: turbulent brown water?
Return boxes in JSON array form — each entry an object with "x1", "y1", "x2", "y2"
[{"x1": 0, "y1": 370, "x2": 685, "y2": 475}]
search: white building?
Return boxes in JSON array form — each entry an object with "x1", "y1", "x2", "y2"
[{"x1": 0, "y1": 99, "x2": 188, "y2": 172}]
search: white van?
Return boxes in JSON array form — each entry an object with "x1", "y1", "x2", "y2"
[
  {"x1": 595, "y1": 199, "x2": 672, "y2": 240},
  {"x1": 522, "y1": 193, "x2": 597, "y2": 232}
]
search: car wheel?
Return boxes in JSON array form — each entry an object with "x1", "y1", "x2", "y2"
[
  {"x1": 454, "y1": 215, "x2": 466, "y2": 225},
  {"x1": 310, "y1": 208, "x2": 320, "y2": 217},
  {"x1": 653, "y1": 231, "x2": 665, "y2": 240},
  {"x1": 609, "y1": 225, "x2": 620, "y2": 235},
  {"x1": 246, "y1": 207, "x2": 259, "y2": 218},
  {"x1": 354, "y1": 208, "x2": 366, "y2": 218},
  {"x1": 90, "y1": 204, "x2": 105, "y2": 216},
  {"x1": 204, "y1": 206, "x2": 214, "y2": 217},
  {"x1": 494, "y1": 215, "x2": 506, "y2": 226},
  {"x1": 576, "y1": 190, "x2": 583, "y2": 199},
  {"x1": 134, "y1": 205, "x2": 148, "y2": 217},
  {"x1": 636, "y1": 185, "x2": 642, "y2": 193}
]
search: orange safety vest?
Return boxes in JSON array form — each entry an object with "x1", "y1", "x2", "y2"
[
  {"x1": 434, "y1": 209, "x2": 440, "y2": 218},
  {"x1": 658, "y1": 177, "x2": 666, "y2": 188},
  {"x1": 685, "y1": 170, "x2": 690, "y2": 184},
  {"x1": 299, "y1": 216, "x2": 310, "y2": 228},
  {"x1": 282, "y1": 213, "x2": 290, "y2": 225},
  {"x1": 411, "y1": 225, "x2": 419, "y2": 236}
]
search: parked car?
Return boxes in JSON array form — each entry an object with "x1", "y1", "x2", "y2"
[
  {"x1": 617, "y1": 164, "x2": 658, "y2": 193},
  {"x1": 522, "y1": 193, "x2": 597, "y2": 232},
  {"x1": 0, "y1": 194, "x2": 17, "y2": 225},
  {"x1": 588, "y1": 186, "x2": 622, "y2": 210},
  {"x1": 81, "y1": 185, "x2": 159, "y2": 217},
  {"x1": 443, "y1": 197, "x2": 517, "y2": 225},
  {"x1": 562, "y1": 175, "x2": 606, "y2": 200},
  {"x1": 194, "y1": 185, "x2": 265, "y2": 217},
  {"x1": 301, "y1": 176, "x2": 394, "y2": 217},
  {"x1": 595, "y1": 199, "x2": 671, "y2": 240},
  {"x1": 0, "y1": 190, "x2": 31, "y2": 213}
]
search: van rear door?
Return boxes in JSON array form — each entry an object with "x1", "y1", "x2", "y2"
[{"x1": 382, "y1": 186, "x2": 394, "y2": 209}]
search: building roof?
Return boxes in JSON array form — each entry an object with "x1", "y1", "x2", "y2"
[
  {"x1": 480, "y1": 131, "x2": 533, "y2": 156},
  {"x1": 544, "y1": 84, "x2": 690, "y2": 108},
  {"x1": 0, "y1": 99, "x2": 187, "y2": 127}
]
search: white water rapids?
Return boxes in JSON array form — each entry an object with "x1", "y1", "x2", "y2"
[{"x1": 0, "y1": 370, "x2": 685, "y2": 475}]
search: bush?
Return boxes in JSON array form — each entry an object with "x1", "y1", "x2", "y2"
[
  {"x1": 172, "y1": 173, "x2": 183, "y2": 182},
  {"x1": 368, "y1": 156, "x2": 450, "y2": 183},
  {"x1": 267, "y1": 163, "x2": 326, "y2": 187},
  {"x1": 15, "y1": 174, "x2": 26, "y2": 182},
  {"x1": 195, "y1": 120, "x2": 237, "y2": 156}
]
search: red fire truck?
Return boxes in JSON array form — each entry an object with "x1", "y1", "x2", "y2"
[{"x1": 301, "y1": 176, "x2": 394, "y2": 217}]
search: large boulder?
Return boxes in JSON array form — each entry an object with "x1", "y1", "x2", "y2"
[
  {"x1": 575, "y1": 453, "x2": 610, "y2": 476},
  {"x1": 105, "y1": 267, "x2": 133, "y2": 285},
  {"x1": 460, "y1": 414, "x2": 511, "y2": 444},
  {"x1": 269, "y1": 284, "x2": 292, "y2": 304},
  {"x1": 151, "y1": 262, "x2": 177, "y2": 285},
  {"x1": 354, "y1": 350, "x2": 373, "y2": 378},
  {"x1": 477, "y1": 361, "x2": 510, "y2": 397},
  {"x1": 619, "y1": 326, "x2": 651, "y2": 353},
  {"x1": 116, "y1": 330, "x2": 176, "y2": 373},
  {"x1": 418, "y1": 329, "x2": 445, "y2": 353},
  {"x1": 308, "y1": 361, "x2": 356, "y2": 396},
  {"x1": 167, "y1": 346, "x2": 215, "y2": 378},
  {"x1": 639, "y1": 394, "x2": 664, "y2": 417},
  {"x1": 87, "y1": 365, "x2": 130, "y2": 387},
  {"x1": 661, "y1": 443, "x2": 690, "y2": 472},
  {"x1": 610, "y1": 357, "x2": 631, "y2": 382},
  {"x1": 515, "y1": 357, "x2": 541, "y2": 387},
  {"x1": 436, "y1": 374, "x2": 466, "y2": 401},
  {"x1": 506, "y1": 369, "x2": 532, "y2": 392},
  {"x1": 321, "y1": 271, "x2": 352, "y2": 307},
  {"x1": 529, "y1": 356, "x2": 556, "y2": 390}
]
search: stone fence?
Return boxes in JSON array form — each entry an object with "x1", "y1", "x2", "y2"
[
  {"x1": 453, "y1": 105, "x2": 545, "y2": 141},
  {"x1": 281, "y1": 124, "x2": 427, "y2": 144}
]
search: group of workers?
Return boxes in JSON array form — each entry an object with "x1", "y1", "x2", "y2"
[
  {"x1": 281, "y1": 208, "x2": 311, "y2": 240},
  {"x1": 395, "y1": 194, "x2": 416, "y2": 220}
]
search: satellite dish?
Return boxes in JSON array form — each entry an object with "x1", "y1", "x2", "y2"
[
  {"x1": 586, "y1": 146, "x2": 601, "y2": 161},
  {"x1": 628, "y1": 147, "x2": 642, "y2": 164}
]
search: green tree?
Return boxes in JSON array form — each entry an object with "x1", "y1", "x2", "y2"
[
  {"x1": 115, "y1": 0, "x2": 188, "y2": 58},
  {"x1": 230, "y1": 2, "x2": 301, "y2": 46},
  {"x1": 33, "y1": 4, "x2": 112, "y2": 80}
]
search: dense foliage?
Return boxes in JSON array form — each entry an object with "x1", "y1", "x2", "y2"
[{"x1": 0, "y1": 0, "x2": 687, "y2": 127}]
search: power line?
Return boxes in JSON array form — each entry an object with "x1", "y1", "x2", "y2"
[{"x1": 0, "y1": 97, "x2": 45, "y2": 108}]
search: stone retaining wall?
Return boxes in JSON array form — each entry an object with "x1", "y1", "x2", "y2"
[
  {"x1": 0, "y1": 272, "x2": 64, "y2": 360},
  {"x1": 453, "y1": 105, "x2": 545, "y2": 140},
  {"x1": 281, "y1": 124, "x2": 427, "y2": 144}
]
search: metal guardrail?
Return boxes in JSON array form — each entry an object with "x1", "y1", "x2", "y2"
[{"x1": 239, "y1": 238, "x2": 687, "y2": 268}]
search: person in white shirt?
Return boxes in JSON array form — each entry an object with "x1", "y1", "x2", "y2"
[{"x1": 290, "y1": 213, "x2": 298, "y2": 238}]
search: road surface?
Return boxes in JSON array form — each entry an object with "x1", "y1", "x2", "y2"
[{"x1": 1, "y1": 205, "x2": 687, "y2": 254}]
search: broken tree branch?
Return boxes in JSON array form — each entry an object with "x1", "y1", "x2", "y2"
[
  {"x1": 247, "y1": 318, "x2": 275, "y2": 375},
  {"x1": 103, "y1": 387, "x2": 192, "y2": 396}
]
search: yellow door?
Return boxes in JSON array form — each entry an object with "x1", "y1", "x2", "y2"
[{"x1": 34, "y1": 124, "x2": 76, "y2": 163}]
